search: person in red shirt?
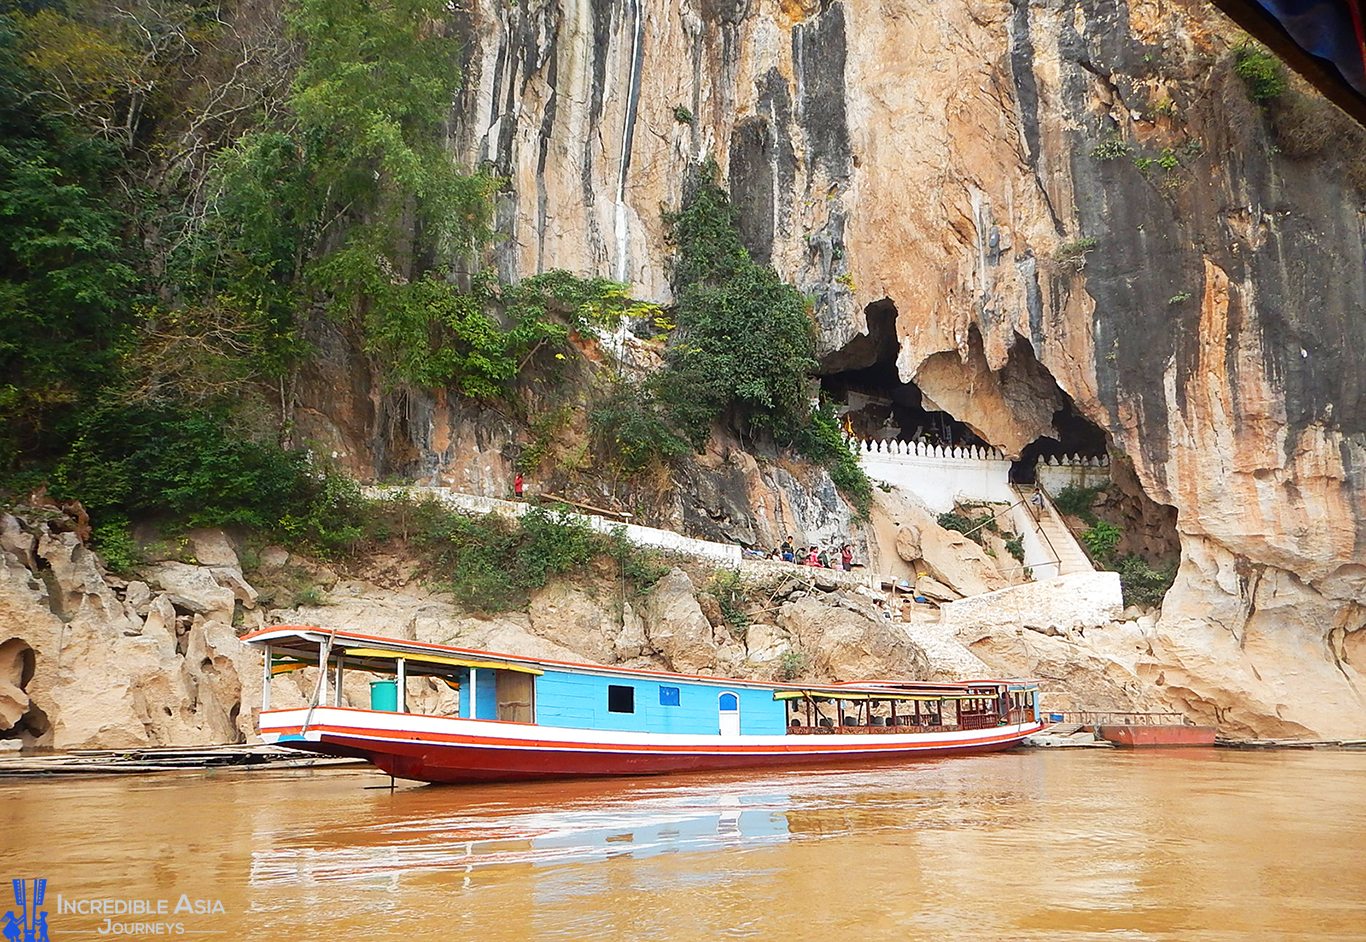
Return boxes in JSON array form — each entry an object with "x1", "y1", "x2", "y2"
[{"x1": 514, "y1": 473, "x2": 524, "y2": 499}]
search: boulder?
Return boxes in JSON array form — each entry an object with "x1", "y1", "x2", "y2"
[
  {"x1": 527, "y1": 582, "x2": 620, "y2": 663},
  {"x1": 918, "y1": 525, "x2": 1008, "y2": 598},
  {"x1": 213, "y1": 568, "x2": 259, "y2": 608},
  {"x1": 915, "y1": 573, "x2": 961, "y2": 602},
  {"x1": 0, "y1": 637, "x2": 33, "y2": 729},
  {"x1": 185, "y1": 616, "x2": 260, "y2": 743},
  {"x1": 696, "y1": 592, "x2": 726, "y2": 629},
  {"x1": 613, "y1": 602, "x2": 650, "y2": 661},
  {"x1": 778, "y1": 596, "x2": 930, "y2": 681},
  {"x1": 640, "y1": 568, "x2": 717, "y2": 674},
  {"x1": 125, "y1": 581, "x2": 152, "y2": 615},
  {"x1": 38, "y1": 531, "x2": 134, "y2": 629},
  {"x1": 185, "y1": 528, "x2": 240, "y2": 570},
  {"x1": 258, "y1": 546, "x2": 290, "y2": 574},
  {"x1": 0, "y1": 515, "x2": 36, "y2": 570},
  {"x1": 958, "y1": 625, "x2": 1162, "y2": 714},
  {"x1": 894, "y1": 523, "x2": 922, "y2": 562},
  {"x1": 148, "y1": 562, "x2": 236, "y2": 623},
  {"x1": 141, "y1": 594, "x2": 179, "y2": 658},
  {"x1": 744, "y1": 622, "x2": 791, "y2": 665}
]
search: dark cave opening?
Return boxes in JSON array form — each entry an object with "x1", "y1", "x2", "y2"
[
  {"x1": 819, "y1": 301, "x2": 1180, "y2": 572},
  {"x1": 1008, "y1": 406, "x2": 1110, "y2": 483},
  {"x1": 819, "y1": 302, "x2": 1110, "y2": 464},
  {"x1": 818, "y1": 299, "x2": 987, "y2": 448},
  {"x1": 821, "y1": 356, "x2": 990, "y2": 447}
]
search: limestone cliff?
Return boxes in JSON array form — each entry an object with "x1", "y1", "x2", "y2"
[
  {"x1": 83, "y1": 0, "x2": 1358, "y2": 738},
  {"x1": 351, "y1": 0, "x2": 1355, "y2": 737}
]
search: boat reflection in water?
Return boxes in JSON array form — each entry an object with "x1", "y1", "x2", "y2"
[{"x1": 249, "y1": 783, "x2": 792, "y2": 888}]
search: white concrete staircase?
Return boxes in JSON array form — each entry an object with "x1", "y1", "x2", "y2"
[{"x1": 1011, "y1": 485, "x2": 1095, "y2": 576}]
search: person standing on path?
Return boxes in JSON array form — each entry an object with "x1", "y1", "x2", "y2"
[{"x1": 514, "y1": 473, "x2": 524, "y2": 499}]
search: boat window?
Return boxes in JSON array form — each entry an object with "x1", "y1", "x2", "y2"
[
  {"x1": 719, "y1": 692, "x2": 739, "y2": 711},
  {"x1": 608, "y1": 685, "x2": 635, "y2": 713},
  {"x1": 659, "y1": 685, "x2": 680, "y2": 706}
]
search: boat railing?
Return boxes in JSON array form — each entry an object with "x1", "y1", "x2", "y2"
[
  {"x1": 788, "y1": 721, "x2": 953, "y2": 735},
  {"x1": 1048, "y1": 710, "x2": 1193, "y2": 726}
]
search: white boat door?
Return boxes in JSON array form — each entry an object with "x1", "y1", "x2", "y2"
[{"x1": 718, "y1": 691, "x2": 740, "y2": 737}]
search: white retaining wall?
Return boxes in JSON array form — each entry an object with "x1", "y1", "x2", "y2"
[
  {"x1": 853, "y1": 439, "x2": 1015, "y2": 513},
  {"x1": 854, "y1": 439, "x2": 1111, "y2": 513},
  {"x1": 939, "y1": 571, "x2": 1124, "y2": 633},
  {"x1": 1037, "y1": 454, "x2": 1112, "y2": 494}
]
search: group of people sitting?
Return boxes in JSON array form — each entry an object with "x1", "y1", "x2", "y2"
[{"x1": 773, "y1": 537, "x2": 853, "y2": 570}]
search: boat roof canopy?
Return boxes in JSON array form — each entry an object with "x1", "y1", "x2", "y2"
[{"x1": 242, "y1": 625, "x2": 1038, "y2": 691}]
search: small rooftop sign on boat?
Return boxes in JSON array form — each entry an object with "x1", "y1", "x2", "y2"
[{"x1": 242, "y1": 626, "x2": 1045, "y2": 784}]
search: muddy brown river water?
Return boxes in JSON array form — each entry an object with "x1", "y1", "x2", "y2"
[{"x1": 1, "y1": 749, "x2": 1364, "y2": 941}]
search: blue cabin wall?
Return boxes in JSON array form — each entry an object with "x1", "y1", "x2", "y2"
[{"x1": 533, "y1": 670, "x2": 786, "y2": 735}]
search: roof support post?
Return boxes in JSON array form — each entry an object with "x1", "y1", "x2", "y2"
[
  {"x1": 317, "y1": 638, "x2": 329, "y2": 706},
  {"x1": 397, "y1": 658, "x2": 407, "y2": 713},
  {"x1": 261, "y1": 644, "x2": 271, "y2": 712}
]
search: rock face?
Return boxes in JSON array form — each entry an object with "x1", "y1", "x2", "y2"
[
  {"x1": 0, "y1": 521, "x2": 261, "y2": 749},
  {"x1": 0, "y1": 512, "x2": 946, "y2": 747},
  {"x1": 5, "y1": 1, "x2": 1360, "y2": 738},
  {"x1": 336, "y1": 0, "x2": 1357, "y2": 736},
  {"x1": 778, "y1": 595, "x2": 930, "y2": 682}
]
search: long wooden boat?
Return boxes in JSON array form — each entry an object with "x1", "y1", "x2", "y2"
[{"x1": 242, "y1": 626, "x2": 1045, "y2": 784}]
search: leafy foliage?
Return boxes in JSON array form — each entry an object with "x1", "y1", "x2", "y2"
[
  {"x1": 784, "y1": 401, "x2": 872, "y2": 518},
  {"x1": 1114, "y1": 553, "x2": 1177, "y2": 608},
  {"x1": 1056, "y1": 237, "x2": 1098, "y2": 261},
  {"x1": 778, "y1": 648, "x2": 808, "y2": 680},
  {"x1": 49, "y1": 402, "x2": 367, "y2": 552},
  {"x1": 0, "y1": 15, "x2": 139, "y2": 468},
  {"x1": 1004, "y1": 533, "x2": 1025, "y2": 562},
  {"x1": 1081, "y1": 520, "x2": 1123, "y2": 561},
  {"x1": 660, "y1": 166, "x2": 816, "y2": 446},
  {"x1": 409, "y1": 502, "x2": 665, "y2": 612},
  {"x1": 589, "y1": 379, "x2": 691, "y2": 476},
  {"x1": 505, "y1": 269, "x2": 663, "y2": 333},
  {"x1": 706, "y1": 569, "x2": 752, "y2": 638},
  {"x1": 1052, "y1": 484, "x2": 1105, "y2": 525},
  {"x1": 1234, "y1": 44, "x2": 1288, "y2": 102},
  {"x1": 190, "y1": 0, "x2": 510, "y2": 390},
  {"x1": 587, "y1": 160, "x2": 873, "y2": 512},
  {"x1": 937, "y1": 509, "x2": 998, "y2": 545},
  {"x1": 1091, "y1": 134, "x2": 1132, "y2": 160},
  {"x1": 90, "y1": 516, "x2": 144, "y2": 575}
]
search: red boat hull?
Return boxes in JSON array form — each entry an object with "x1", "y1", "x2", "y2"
[
  {"x1": 266, "y1": 710, "x2": 1042, "y2": 784},
  {"x1": 1095, "y1": 724, "x2": 1217, "y2": 748}
]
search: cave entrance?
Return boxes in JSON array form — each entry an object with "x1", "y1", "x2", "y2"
[
  {"x1": 818, "y1": 299, "x2": 987, "y2": 448},
  {"x1": 819, "y1": 306, "x2": 1111, "y2": 470},
  {"x1": 1009, "y1": 399, "x2": 1110, "y2": 484}
]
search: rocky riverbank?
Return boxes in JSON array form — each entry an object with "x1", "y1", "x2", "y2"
[{"x1": 0, "y1": 504, "x2": 1239, "y2": 751}]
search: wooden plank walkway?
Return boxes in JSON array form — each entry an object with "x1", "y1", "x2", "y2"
[{"x1": 0, "y1": 743, "x2": 362, "y2": 775}]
